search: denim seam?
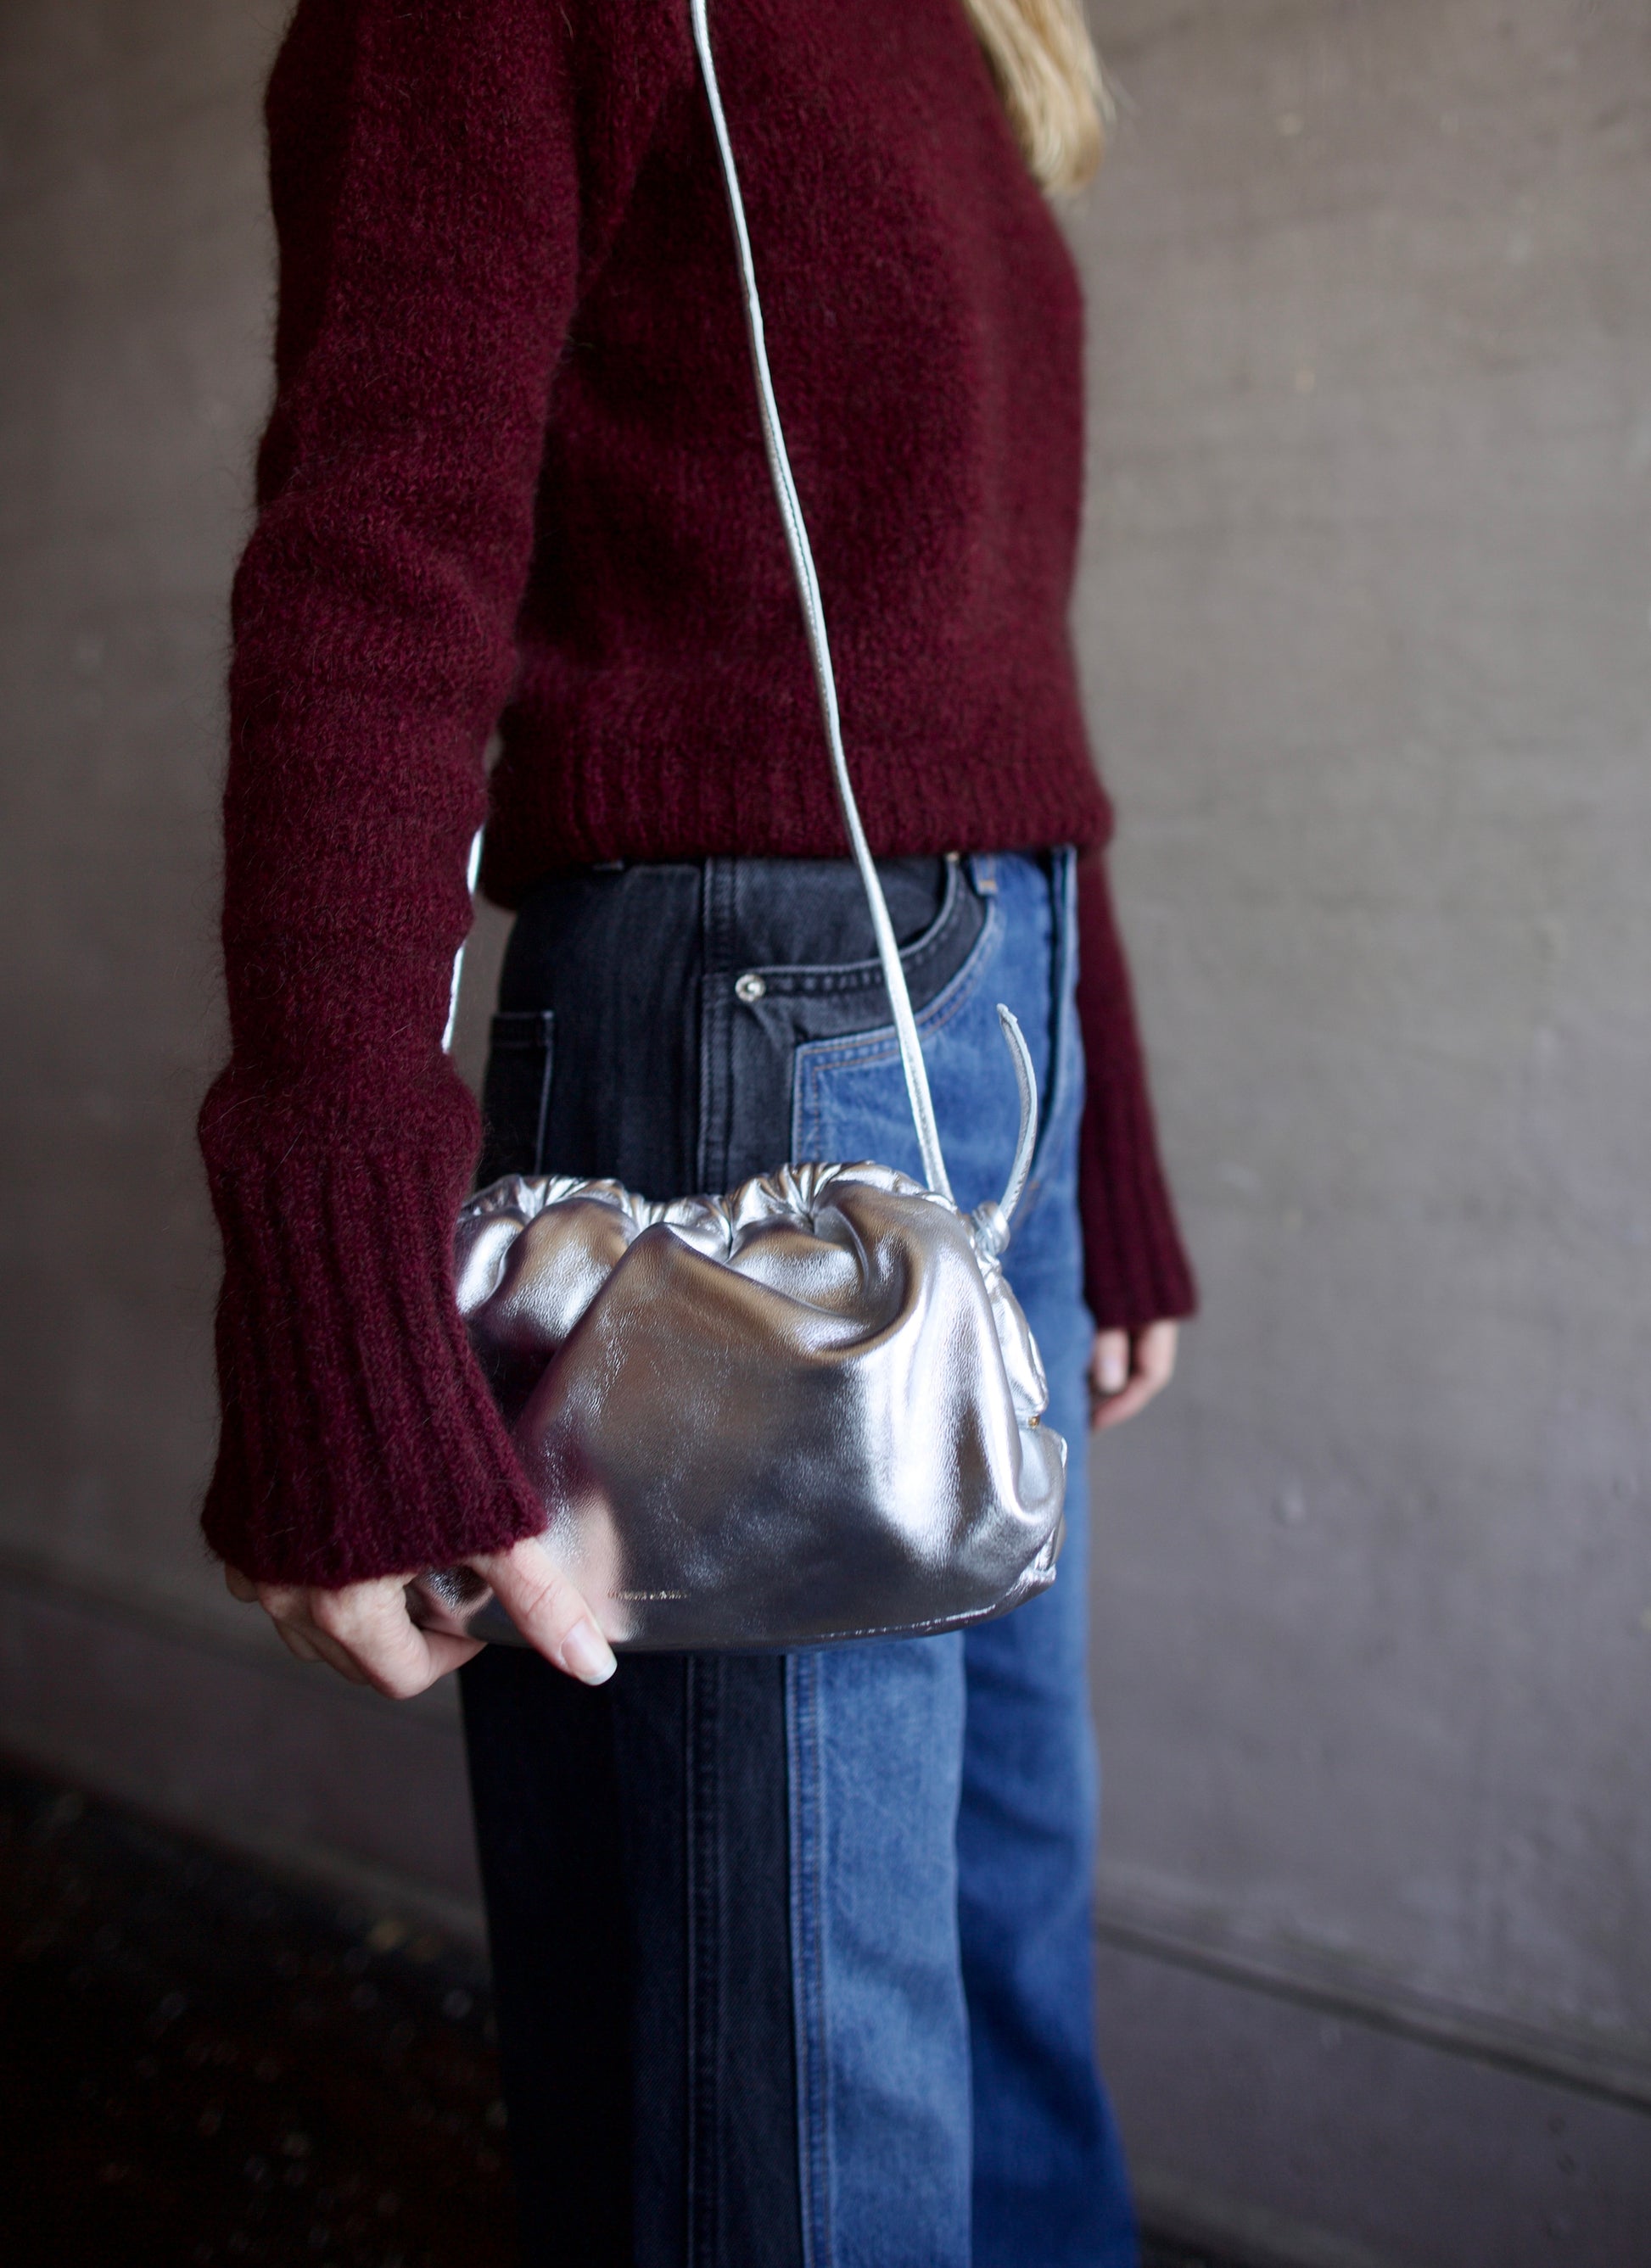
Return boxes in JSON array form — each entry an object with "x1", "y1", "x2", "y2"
[
  {"x1": 792, "y1": 898, "x2": 1005, "y2": 1165},
  {"x1": 685, "y1": 1656, "x2": 720, "y2": 2268},
  {"x1": 786, "y1": 1653, "x2": 831, "y2": 2268}
]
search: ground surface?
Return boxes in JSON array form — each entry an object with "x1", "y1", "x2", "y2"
[{"x1": 0, "y1": 1760, "x2": 1241, "y2": 2266}]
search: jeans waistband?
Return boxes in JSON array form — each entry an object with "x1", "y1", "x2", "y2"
[{"x1": 482, "y1": 852, "x2": 1065, "y2": 1200}]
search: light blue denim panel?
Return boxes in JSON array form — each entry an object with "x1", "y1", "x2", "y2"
[
  {"x1": 787, "y1": 1635, "x2": 971, "y2": 2268},
  {"x1": 957, "y1": 1209, "x2": 1129, "y2": 2264},
  {"x1": 785, "y1": 852, "x2": 1094, "y2": 2268}
]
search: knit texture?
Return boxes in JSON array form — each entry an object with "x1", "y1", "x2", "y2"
[
  {"x1": 1074, "y1": 851, "x2": 1198, "y2": 1331},
  {"x1": 204, "y1": 0, "x2": 1195, "y2": 1585},
  {"x1": 199, "y1": 1075, "x2": 546, "y2": 1584}
]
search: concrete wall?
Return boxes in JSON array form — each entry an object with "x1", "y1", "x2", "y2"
[
  {"x1": 1077, "y1": 0, "x2": 1650, "y2": 2047},
  {"x1": 0, "y1": 0, "x2": 260, "y2": 1628},
  {"x1": 2, "y1": 3, "x2": 1648, "y2": 2261},
  {"x1": 1068, "y1": 2, "x2": 1651, "y2": 2253}
]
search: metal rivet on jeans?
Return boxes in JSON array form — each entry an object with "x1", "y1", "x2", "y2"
[{"x1": 735, "y1": 972, "x2": 767, "y2": 1004}]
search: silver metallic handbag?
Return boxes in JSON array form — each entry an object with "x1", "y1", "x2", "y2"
[{"x1": 408, "y1": 0, "x2": 1066, "y2": 1651}]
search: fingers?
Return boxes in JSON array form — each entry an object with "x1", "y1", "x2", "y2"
[
  {"x1": 258, "y1": 1581, "x2": 378, "y2": 1687},
  {"x1": 1139, "y1": 1318, "x2": 1179, "y2": 1391},
  {"x1": 306, "y1": 1578, "x2": 484, "y2": 1699},
  {"x1": 477, "y1": 1536, "x2": 617, "y2": 1685},
  {"x1": 230, "y1": 1570, "x2": 482, "y2": 1699},
  {"x1": 1092, "y1": 1367, "x2": 1152, "y2": 1428},
  {"x1": 1090, "y1": 1320, "x2": 1179, "y2": 1433},
  {"x1": 1092, "y1": 1330, "x2": 1129, "y2": 1398},
  {"x1": 291, "y1": 1608, "x2": 379, "y2": 1688}
]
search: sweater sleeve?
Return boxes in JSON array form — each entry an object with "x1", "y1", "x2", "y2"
[
  {"x1": 199, "y1": 0, "x2": 587, "y2": 1586},
  {"x1": 1073, "y1": 846, "x2": 1199, "y2": 1332}
]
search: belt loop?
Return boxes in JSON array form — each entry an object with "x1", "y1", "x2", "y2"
[{"x1": 965, "y1": 852, "x2": 999, "y2": 897}]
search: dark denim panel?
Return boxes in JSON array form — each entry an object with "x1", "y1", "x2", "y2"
[
  {"x1": 459, "y1": 1647, "x2": 636, "y2": 2264},
  {"x1": 466, "y1": 855, "x2": 819, "y2": 2268},
  {"x1": 684, "y1": 1655, "x2": 801, "y2": 2265},
  {"x1": 475, "y1": 1008, "x2": 555, "y2": 1186},
  {"x1": 495, "y1": 860, "x2": 704, "y2": 1197},
  {"x1": 464, "y1": 1519, "x2": 798, "y2": 2268}
]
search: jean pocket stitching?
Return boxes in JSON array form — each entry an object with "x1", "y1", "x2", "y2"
[
  {"x1": 749, "y1": 855, "x2": 973, "y2": 1001},
  {"x1": 792, "y1": 900, "x2": 1004, "y2": 1162}
]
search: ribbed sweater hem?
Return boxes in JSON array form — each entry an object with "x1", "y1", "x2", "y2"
[{"x1": 199, "y1": 1068, "x2": 545, "y2": 1587}]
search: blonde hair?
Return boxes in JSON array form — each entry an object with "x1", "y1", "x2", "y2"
[{"x1": 961, "y1": 0, "x2": 1111, "y2": 193}]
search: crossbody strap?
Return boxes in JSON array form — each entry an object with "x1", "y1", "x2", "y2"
[
  {"x1": 689, "y1": 0, "x2": 959, "y2": 1201},
  {"x1": 454, "y1": 2, "x2": 1040, "y2": 1237}
]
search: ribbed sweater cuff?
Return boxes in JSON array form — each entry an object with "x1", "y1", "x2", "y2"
[
  {"x1": 1078, "y1": 1108, "x2": 1199, "y2": 1332},
  {"x1": 1074, "y1": 849, "x2": 1199, "y2": 1333},
  {"x1": 198, "y1": 1069, "x2": 546, "y2": 1587}
]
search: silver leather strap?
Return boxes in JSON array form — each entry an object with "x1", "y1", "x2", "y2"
[
  {"x1": 689, "y1": 0, "x2": 960, "y2": 1201},
  {"x1": 690, "y1": 0, "x2": 1043, "y2": 1233}
]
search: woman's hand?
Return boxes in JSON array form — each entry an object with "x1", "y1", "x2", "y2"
[
  {"x1": 1089, "y1": 1321, "x2": 1178, "y2": 1432},
  {"x1": 224, "y1": 1534, "x2": 617, "y2": 1700},
  {"x1": 227, "y1": 1322, "x2": 1187, "y2": 1688}
]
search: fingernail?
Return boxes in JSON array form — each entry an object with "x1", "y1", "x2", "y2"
[
  {"x1": 562, "y1": 1618, "x2": 617, "y2": 1685},
  {"x1": 1100, "y1": 1355, "x2": 1127, "y2": 1394}
]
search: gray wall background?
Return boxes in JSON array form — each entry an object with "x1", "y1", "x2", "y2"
[
  {"x1": 1076, "y1": 0, "x2": 1651, "y2": 2059},
  {"x1": 3, "y1": 3, "x2": 1648, "y2": 2261}
]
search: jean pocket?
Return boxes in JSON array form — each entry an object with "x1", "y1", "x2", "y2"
[
  {"x1": 476, "y1": 1009, "x2": 555, "y2": 1186},
  {"x1": 790, "y1": 899, "x2": 1008, "y2": 1198}
]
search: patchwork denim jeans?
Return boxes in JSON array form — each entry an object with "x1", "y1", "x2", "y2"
[{"x1": 461, "y1": 851, "x2": 1137, "y2": 2268}]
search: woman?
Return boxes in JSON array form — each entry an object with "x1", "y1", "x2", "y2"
[{"x1": 206, "y1": 1, "x2": 1195, "y2": 2260}]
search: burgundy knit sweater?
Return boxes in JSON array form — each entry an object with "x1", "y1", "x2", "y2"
[{"x1": 200, "y1": 0, "x2": 1195, "y2": 1587}]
